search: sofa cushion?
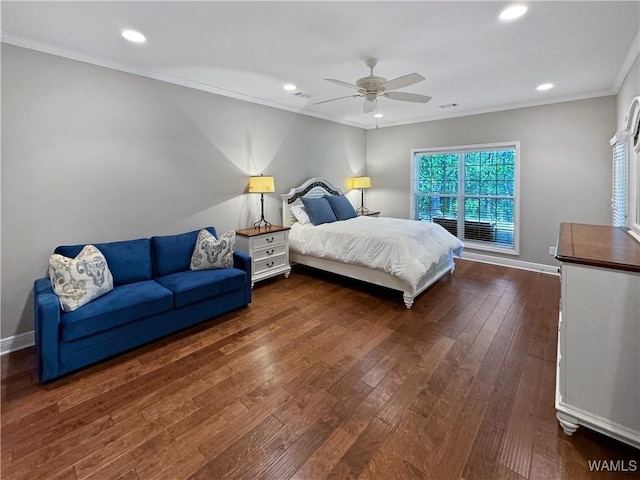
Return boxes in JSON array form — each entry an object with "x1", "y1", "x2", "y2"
[
  {"x1": 55, "y1": 238, "x2": 152, "y2": 287},
  {"x1": 152, "y1": 227, "x2": 217, "y2": 277},
  {"x1": 49, "y1": 245, "x2": 114, "y2": 312},
  {"x1": 156, "y1": 268, "x2": 246, "y2": 308},
  {"x1": 60, "y1": 280, "x2": 173, "y2": 342}
]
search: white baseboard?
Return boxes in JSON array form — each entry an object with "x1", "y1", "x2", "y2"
[
  {"x1": 1, "y1": 331, "x2": 35, "y2": 356},
  {"x1": 462, "y1": 251, "x2": 560, "y2": 275}
]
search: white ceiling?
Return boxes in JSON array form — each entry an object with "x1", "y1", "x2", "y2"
[{"x1": 2, "y1": 1, "x2": 639, "y2": 129}]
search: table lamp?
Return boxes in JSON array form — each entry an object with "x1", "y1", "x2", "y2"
[
  {"x1": 352, "y1": 176, "x2": 371, "y2": 215},
  {"x1": 248, "y1": 174, "x2": 275, "y2": 229}
]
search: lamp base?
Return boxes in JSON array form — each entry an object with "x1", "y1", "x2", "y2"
[
  {"x1": 356, "y1": 188, "x2": 369, "y2": 216},
  {"x1": 253, "y1": 218, "x2": 272, "y2": 229},
  {"x1": 254, "y1": 192, "x2": 272, "y2": 229}
]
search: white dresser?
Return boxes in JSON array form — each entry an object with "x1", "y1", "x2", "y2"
[
  {"x1": 555, "y1": 223, "x2": 640, "y2": 449},
  {"x1": 236, "y1": 225, "x2": 291, "y2": 287}
]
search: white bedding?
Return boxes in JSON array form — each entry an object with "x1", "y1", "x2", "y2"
[{"x1": 289, "y1": 216, "x2": 464, "y2": 291}]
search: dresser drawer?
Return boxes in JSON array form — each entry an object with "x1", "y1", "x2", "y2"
[
  {"x1": 253, "y1": 244, "x2": 287, "y2": 262},
  {"x1": 254, "y1": 254, "x2": 288, "y2": 275},
  {"x1": 253, "y1": 231, "x2": 286, "y2": 249}
]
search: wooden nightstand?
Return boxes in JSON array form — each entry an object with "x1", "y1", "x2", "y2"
[{"x1": 235, "y1": 225, "x2": 291, "y2": 287}]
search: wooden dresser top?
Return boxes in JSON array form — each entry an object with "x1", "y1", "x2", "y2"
[{"x1": 556, "y1": 222, "x2": 640, "y2": 273}]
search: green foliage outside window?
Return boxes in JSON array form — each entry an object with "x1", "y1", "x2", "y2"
[{"x1": 414, "y1": 148, "x2": 516, "y2": 248}]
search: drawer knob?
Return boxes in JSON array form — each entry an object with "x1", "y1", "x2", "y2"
[
  {"x1": 266, "y1": 249, "x2": 274, "y2": 255},
  {"x1": 266, "y1": 237, "x2": 275, "y2": 243},
  {"x1": 266, "y1": 261, "x2": 274, "y2": 268}
]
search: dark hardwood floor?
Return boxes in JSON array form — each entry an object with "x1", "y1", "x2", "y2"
[{"x1": 2, "y1": 260, "x2": 638, "y2": 479}]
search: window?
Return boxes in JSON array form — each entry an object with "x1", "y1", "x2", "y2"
[
  {"x1": 411, "y1": 142, "x2": 519, "y2": 254},
  {"x1": 611, "y1": 96, "x2": 640, "y2": 242}
]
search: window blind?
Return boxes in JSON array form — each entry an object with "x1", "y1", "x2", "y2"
[{"x1": 612, "y1": 140, "x2": 626, "y2": 227}]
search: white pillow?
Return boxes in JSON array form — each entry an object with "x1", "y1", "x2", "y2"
[
  {"x1": 291, "y1": 204, "x2": 311, "y2": 225},
  {"x1": 48, "y1": 245, "x2": 114, "y2": 312},
  {"x1": 190, "y1": 229, "x2": 235, "y2": 270}
]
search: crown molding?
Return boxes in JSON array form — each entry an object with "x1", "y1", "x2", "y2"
[
  {"x1": 0, "y1": 32, "x2": 625, "y2": 132},
  {"x1": 1, "y1": 34, "x2": 365, "y2": 129},
  {"x1": 367, "y1": 90, "x2": 616, "y2": 130},
  {"x1": 613, "y1": 31, "x2": 640, "y2": 94}
]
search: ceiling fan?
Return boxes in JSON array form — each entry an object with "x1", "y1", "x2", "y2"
[{"x1": 314, "y1": 58, "x2": 432, "y2": 113}]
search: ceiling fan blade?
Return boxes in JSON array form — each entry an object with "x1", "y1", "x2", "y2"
[
  {"x1": 312, "y1": 94, "x2": 362, "y2": 105},
  {"x1": 379, "y1": 73, "x2": 425, "y2": 92},
  {"x1": 325, "y1": 79, "x2": 359, "y2": 90},
  {"x1": 363, "y1": 99, "x2": 376, "y2": 113},
  {"x1": 383, "y1": 92, "x2": 432, "y2": 103}
]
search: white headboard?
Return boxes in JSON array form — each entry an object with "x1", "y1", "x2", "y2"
[{"x1": 281, "y1": 177, "x2": 345, "y2": 227}]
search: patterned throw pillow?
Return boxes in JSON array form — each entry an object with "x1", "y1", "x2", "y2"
[
  {"x1": 48, "y1": 244, "x2": 114, "y2": 312},
  {"x1": 190, "y1": 229, "x2": 235, "y2": 270}
]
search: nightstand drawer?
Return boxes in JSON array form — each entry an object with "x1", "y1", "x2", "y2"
[
  {"x1": 253, "y1": 231, "x2": 286, "y2": 249},
  {"x1": 254, "y1": 255, "x2": 288, "y2": 275},
  {"x1": 254, "y1": 244, "x2": 287, "y2": 262}
]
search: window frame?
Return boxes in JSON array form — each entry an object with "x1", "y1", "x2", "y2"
[
  {"x1": 410, "y1": 141, "x2": 521, "y2": 255},
  {"x1": 612, "y1": 96, "x2": 640, "y2": 242},
  {"x1": 628, "y1": 98, "x2": 640, "y2": 240}
]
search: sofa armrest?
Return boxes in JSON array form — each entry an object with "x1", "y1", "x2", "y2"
[
  {"x1": 233, "y1": 251, "x2": 251, "y2": 274},
  {"x1": 233, "y1": 251, "x2": 252, "y2": 304},
  {"x1": 33, "y1": 278, "x2": 62, "y2": 382}
]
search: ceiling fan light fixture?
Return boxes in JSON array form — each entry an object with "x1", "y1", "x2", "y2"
[
  {"x1": 121, "y1": 29, "x2": 146, "y2": 43},
  {"x1": 499, "y1": 5, "x2": 528, "y2": 21}
]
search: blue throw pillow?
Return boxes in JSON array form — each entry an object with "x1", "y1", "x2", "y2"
[
  {"x1": 300, "y1": 197, "x2": 338, "y2": 225},
  {"x1": 324, "y1": 194, "x2": 357, "y2": 220}
]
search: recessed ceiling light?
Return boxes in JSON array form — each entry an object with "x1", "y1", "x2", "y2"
[
  {"x1": 121, "y1": 29, "x2": 146, "y2": 43},
  {"x1": 374, "y1": 113, "x2": 384, "y2": 118},
  {"x1": 536, "y1": 83, "x2": 554, "y2": 91},
  {"x1": 499, "y1": 5, "x2": 528, "y2": 21},
  {"x1": 283, "y1": 83, "x2": 297, "y2": 91}
]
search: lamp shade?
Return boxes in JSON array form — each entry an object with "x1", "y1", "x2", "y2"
[
  {"x1": 248, "y1": 175, "x2": 275, "y2": 193},
  {"x1": 352, "y1": 176, "x2": 372, "y2": 189}
]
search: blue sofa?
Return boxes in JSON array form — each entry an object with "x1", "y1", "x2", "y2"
[{"x1": 33, "y1": 227, "x2": 251, "y2": 382}]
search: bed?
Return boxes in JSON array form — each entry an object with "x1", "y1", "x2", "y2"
[{"x1": 281, "y1": 177, "x2": 464, "y2": 308}]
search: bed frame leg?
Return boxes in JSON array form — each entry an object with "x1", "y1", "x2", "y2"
[{"x1": 402, "y1": 293, "x2": 414, "y2": 309}]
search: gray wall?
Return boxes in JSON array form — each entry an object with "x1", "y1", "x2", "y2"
[
  {"x1": 1, "y1": 44, "x2": 366, "y2": 337},
  {"x1": 366, "y1": 96, "x2": 616, "y2": 267},
  {"x1": 617, "y1": 55, "x2": 639, "y2": 131},
  {"x1": 0, "y1": 42, "x2": 626, "y2": 341}
]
